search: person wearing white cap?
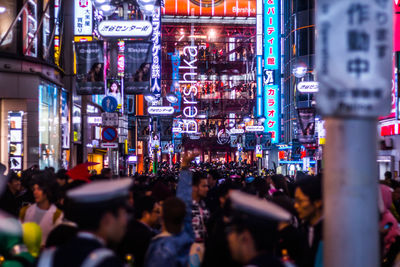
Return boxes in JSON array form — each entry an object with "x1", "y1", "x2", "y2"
[
  {"x1": 37, "y1": 178, "x2": 132, "y2": 267},
  {"x1": 225, "y1": 190, "x2": 291, "y2": 267}
]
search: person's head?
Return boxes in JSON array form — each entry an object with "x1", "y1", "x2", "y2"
[
  {"x1": 385, "y1": 171, "x2": 393, "y2": 181},
  {"x1": 142, "y1": 63, "x2": 150, "y2": 73},
  {"x1": 7, "y1": 172, "x2": 21, "y2": 195},
  {"x1": 135, "y1": 196, "x2": 161, "y2": 228},
  {"x1": 226, "y1": 191, "x2": 290, "y2": 264},
  {"x1": 101, "y1": 168, "x2": 113, "y2": 179},
  {"x1": 92, "y1": 63, "x2": 102, "y2": 73},
  {"x1": 65, "y1": 179, "x2": 132, "y2": 245},
  {"x1": 55, "y1": 169, "x2": 69, "y2": 187},
  {"x1": 294, "y1": 175, "x2": 322, "y2": 225},
  {"x1": 162, "y1": 197, "x2": 186, "y2": 235},
  {"x1": 192, "y1": 172, "x2": 208, "y2": 201},
  {"x1": 109, "y1": 82, "x2": 119, "y2": 93},
  {"x1": 31, "y1": 172, "x2": 59, "y2": 206},
  {"x1": 207, "y1": 169, "x2": 219, "y2": 188}
]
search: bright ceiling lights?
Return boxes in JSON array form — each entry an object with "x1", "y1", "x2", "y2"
[{"x1": 0, "y1": 6, "x2": 6, "y2": 14}]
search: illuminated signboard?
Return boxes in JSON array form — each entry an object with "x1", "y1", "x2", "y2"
[
  {"x1": 297, "y1": 81, "x2": 319, "y2": 93},
  {"x1": 263, "y1": 0, "x2": 280, "y2": 143},
  {"x1": 163, "y1": 0, "x2": 256, "y2": 17},
  {"x1": 256, "y1": 0, "x2": 263, "y2": 116},
  {"x1": 148, "y1": 106, "x2": 175, "y2": 115},
  {"x1": 230, "y1": 128, "x2": 245, "y2": 134},
  {"x1": 264, "y1": 85, "x2": 279, "y2": 142},
  {"x1": 150, "y1": 7, "x2": 161, "y2": 98},
  {"x1": 179, "y1": 45, "x2": 199, "y2": 134},
  {"x1": 245, "y1": 125, "x2": 265, "y2": 132},
  {"x1": 264, "y1": 0, "x2": 279, "y2": 70},
  {"x1": 98, "y1": 20, "x2": 152, "y2": 37},
  {"x1": 74, "y1": 0, "x2": 93, "y2": 36}
]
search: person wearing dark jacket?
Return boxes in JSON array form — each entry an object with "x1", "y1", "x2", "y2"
[
  {"x1": 0, "y1": 172, "x2": 22, "y2": 217},
  {"x1": 118, "y1": 196, "x2": 161, "y2": 267}
]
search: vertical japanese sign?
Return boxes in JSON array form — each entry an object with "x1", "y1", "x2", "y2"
[
  {"x1": 316, "y1": 0, "x2": 393, "y2": 117},
  {"x1": 256, "y1": 0, "x2": 263, "y2": 116},
  {"x1": 74, "y1": 0, "x2": 93, "y2": 36},
  {"x1": 263, "y1": 0, "x2": 280, "y2": 143},
  {"x1": 151, "y1": 7, "x2": 162, "y2": 99}
]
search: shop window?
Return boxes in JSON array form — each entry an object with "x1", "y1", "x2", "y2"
[{"x1": 39, "y1": 83, "x2": 60, "y2": 170}]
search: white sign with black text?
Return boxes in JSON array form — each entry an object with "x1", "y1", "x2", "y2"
[
  {"x1": 297, "y1": 81, "x2": 319, "y2": 93},
  {"x1": 316, "y1": 0, "x2": 393, "y2": 117},
  {"x1": 98, "y1": 20, "x2": 152, "y2": 38},
  {"x1": 74, "y1": 0, "x2": 92, "y2": 35},
  {"x1": 148, "y1": 106, "x2": 175, "y2": 115}
]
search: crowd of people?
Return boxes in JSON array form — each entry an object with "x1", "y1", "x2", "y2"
[{"x1": 0, "y1": 157, "x2": 399, "y2": 266}]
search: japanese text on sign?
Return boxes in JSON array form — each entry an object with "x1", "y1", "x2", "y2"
[
  {"x1": 150, "y1": 7, "x2": 161, "y2": 98},
  {"x1": 264, "y1": 0, "x2": 279, "y2": 70},
  {"x1": 74, "y1": 0, "x2": 92, "y2": 36},
  {"x1": 316, "y1": 0, "x2": 393, "y2": 117},
  {"x1": 98, "y1": 21, "x2": 152, "y2": 37}
]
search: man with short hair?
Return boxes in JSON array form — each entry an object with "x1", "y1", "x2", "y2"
[
  {"x1": 192, "y1": 172, "x2": 210, "y2": 242},
  {"x1": 118, "y1": 196, "x2": 161, "y2": 267},
  {"x1": 37, "y1": 178, "x2": 132, "y2": 267},
  {"x1": 0, "y1": 172, "x2": 22, "y2": 217},
  {"x1": 294, "y1": 175, "x2": 323, "y2": 267}
]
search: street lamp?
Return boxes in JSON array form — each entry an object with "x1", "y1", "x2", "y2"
[
  {"x1": 98, "y1": 4, "x2": 117, "y2": 16},
  {"x1": 257, "y1": 115, "x2": 266, "y2": 123},
  {"x1": 166, "y1": 92, "x2": 178, "y2": 103},
  {"x1": 243, "y1": 115, "x2": 251, "y2": 123},
  {"x1": 292, "y1": 62, "x2": 307, "y2": 78},
  {"x1": 144, "y1": 92, "x2": 156, "y2": 103}
]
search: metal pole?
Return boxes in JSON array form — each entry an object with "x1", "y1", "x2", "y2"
[{"x1": 324, "y1": 118, "x2": 379, "y2": 267}]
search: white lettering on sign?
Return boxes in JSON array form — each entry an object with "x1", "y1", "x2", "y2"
[
  {"x1": 230, "y1": 128, "x2": 245, "y2": 134},
  {"x1": 316, "y1": 0, "x2": 393, "y2": 117},
  {"x1": 147, "y1": 106, "x2": 175, "y2": 115},
  {"x1": 297, "y1": 81, "x2": 320, "y2": 93},
  {"x1": 87, "y1": 116, "x2": 102, "y2": 124},
  {"x1": 246, "y1": 125, "x2": 265, "y2": 132},
  {"x1": 179, "y1": 45, "x2": 198, "y2": 134},
  {"x1": 74, "y1": 0, "x2": 92, "y2": 35},
  {"x1": 98, "y1": 20, "x2": 152, "y2": 37}
]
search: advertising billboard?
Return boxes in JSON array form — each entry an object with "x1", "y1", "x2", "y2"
[
  {"x1": 162, "y1": 0, "x2": 256, "y2": 17},
  {"x1": 74, "y1": 41, "x2": 105, "y2": 95},
  {"x1": 124, "y1": 41, "x2": 152, "y2": 94}
]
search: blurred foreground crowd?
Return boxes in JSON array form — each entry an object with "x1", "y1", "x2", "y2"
[{"x1": 0, "y1": 158, "x2": 399, "y2": 267}]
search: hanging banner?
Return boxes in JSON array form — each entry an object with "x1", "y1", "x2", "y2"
[
  {"x1": 75, "y1": 41, "x2": 104, "y2": 95},
  {"x1": 137, "y1": 117, "x2": 150, "y2": 141},
  {"x1": 244, "y1": 133, "x2": 256, "y2": 151},
  {"x1": 297, "y1": 108, "x2": 316, "y2": 144},
  {"x1": 174, "y1": 138, "x2": 182, "y2": 153},
  {"x1": 159, "y1": 117, "x2": 173, "y2": 141},
  {"x1": 124, "y1": 42, "x2": 153, "y2": 94}
]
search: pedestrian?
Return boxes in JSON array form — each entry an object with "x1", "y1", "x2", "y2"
[
  {"x1": 37, "y1": 178, "x2": 132, "y2": 267},
  {"x1": 224, "y1": 190, "x2": 291, "y2": 267},
  {"x1": 192, "y1": 171, "x2": 210, "y2": 243},
  {"x1": 293, "y1": 175, "x2": 323, "y2": 267},
  {"x1": 118, "y1": 195, "x2": 161, "y2": 267},
  {"x1": 0, "y1": 172, "x2": 22, "y2": 217},
  {"x1": 19, "y1": 172, "x2": 63, "y2": 246}
]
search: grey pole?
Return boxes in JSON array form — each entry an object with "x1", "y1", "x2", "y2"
[{"x1": 324, "y1": 118, "x2": 379, "y2": 267}]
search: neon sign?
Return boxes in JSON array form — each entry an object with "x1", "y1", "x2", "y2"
[
  {"x1": 150, "y1": 7, "x2": 161, "y2": 98},
  {"x1": 178, "y1": 45, "x2": 198, "y2": 134},
  {"x1": 263, "y1": 0, "x2": 280, "y2": 143},
  {"x1": 264, "y1": 0, "x2": 279, "y2": 70}
]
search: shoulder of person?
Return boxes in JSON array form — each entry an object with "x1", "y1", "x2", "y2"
[{"x1": 19, "y1": 204, "x2": 32, "y2": 222}]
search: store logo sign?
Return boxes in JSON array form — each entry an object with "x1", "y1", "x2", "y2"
[
  {"x1": 147, "y1": 106, "x2": 174, "y2": 115},
  {"x1": 297, "y1": 81, "x2": 319, "y2": 93},
  {"x1": 98, "y1": 20, "x2": 152, "y2": 38}
]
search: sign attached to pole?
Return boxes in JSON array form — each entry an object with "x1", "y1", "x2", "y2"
[
  {"x1": 98, "y1": 20, "x2": 152, "y2": 38},
  {"x1": 316, "y1": 0, "x2": 393, "y2": 117},
  {"x1": 102, "y1": 96, "x2": 118, "y2": 113},
  {"x1": 147, "y1": 106, "x2": 174, "y2": 115},
  {"x1": 102, "y1": 126, "x2": 118, "y2": 142},
  {"x1": 74, "y1": 0, "x2": 93, "y2": 36},
  {"x1": 297, "y1": 81, "x2": 320, "y2": 93},
  {"x1": 246, "y1": 125, "x2": 265, "y2": 132}
]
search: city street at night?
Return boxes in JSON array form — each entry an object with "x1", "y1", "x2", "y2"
[{"x1": 0, "y1": 0, "x2": 397, "y2": 266}]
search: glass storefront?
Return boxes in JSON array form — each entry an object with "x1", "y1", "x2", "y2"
[{"x1": 39, "y1": 82, "x2": 61, "y2": 170}]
